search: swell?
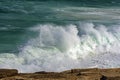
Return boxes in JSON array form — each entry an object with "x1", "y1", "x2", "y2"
[{"x1": 1, "y1": 0, "x2": 120, "y2": 7}]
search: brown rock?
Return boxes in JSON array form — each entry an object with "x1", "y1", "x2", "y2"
[
  {"x1": 0, "y1": 68, "x2": 120, "y2": 80},
  {"x1": 0, "y1": 69, "x2": 18, "y2": 78}
]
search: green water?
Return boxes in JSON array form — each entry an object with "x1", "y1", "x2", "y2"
[
  {"x1": 1, "y1": 0, "x2": 120, "y2": 53},
  {"x1": 0, "y1": 0, "x2": 120, "y2": 72}
]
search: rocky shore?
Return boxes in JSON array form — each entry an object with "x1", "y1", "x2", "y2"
[{"x1": 0, "y1": 68, "x2": 120, "y2": 80}]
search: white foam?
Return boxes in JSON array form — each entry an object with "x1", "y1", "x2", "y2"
[{"x1": 0, "y1": 22, "x2": 120, "y2": 73}]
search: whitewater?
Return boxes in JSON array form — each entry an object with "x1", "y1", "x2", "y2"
[
  {"x1": 0, "y1": 22, "x2": 119, "y2": 72},
  {"x1": 0, "y1": 0, "x2": 120, "y2": 73}
]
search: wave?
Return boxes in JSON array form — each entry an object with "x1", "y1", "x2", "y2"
[
  {"x1": 1, "y1": 0, "x2": 120, "y2": 7},
  {"x1": 0, "y1": 22, "x2": 120, "y2": 73}
]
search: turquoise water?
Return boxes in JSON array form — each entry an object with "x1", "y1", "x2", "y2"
[{"x1": 0, "y1": 0, "x2": 120, "y2": 72}]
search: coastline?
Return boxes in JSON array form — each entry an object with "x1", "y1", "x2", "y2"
[{"x1": 0, "y1": 68, "x2": 120, "y2": 80}]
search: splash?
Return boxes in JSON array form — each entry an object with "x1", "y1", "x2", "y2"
[{"x1": 0, "y1": 22, "x2": 120, "y2": 72}]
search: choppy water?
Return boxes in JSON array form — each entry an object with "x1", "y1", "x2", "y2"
[{"x1": 0, "y1": 0, "x2": 120, "y2": 72}]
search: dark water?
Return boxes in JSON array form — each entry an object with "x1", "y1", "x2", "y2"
[{"x1": 0, "y1": 0, "x2": 120, "y2": 72}]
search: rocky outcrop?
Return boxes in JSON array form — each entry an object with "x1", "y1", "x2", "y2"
[
  {"x1": 0, "y1": 68, "x2": 120, "y2": 80},
  {"x1": 0, "y1": 69, "x2": 18, "y2": 78}
]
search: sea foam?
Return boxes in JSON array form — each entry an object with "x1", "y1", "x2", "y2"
[{"x1": 0, "y1": 22, "x2": 120, "y2": 73}]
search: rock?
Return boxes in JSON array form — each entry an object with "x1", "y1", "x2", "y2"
[
  {"x1": 0, "y1": 69, "x2": 18, "y2": 78},
  {"x1": 35, "y1": 71, "x2": 57, "y2": 74},
  {"x1": 71, "y1": 68, "x2": 99, "y2": 73},
  {"x1": 0, "y1": 68, "x2": 120, "y2": 80}
]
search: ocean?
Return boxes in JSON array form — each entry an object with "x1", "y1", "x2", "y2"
[{"x1": 0, "y1": 0, "x2": 120, "y2": 72}]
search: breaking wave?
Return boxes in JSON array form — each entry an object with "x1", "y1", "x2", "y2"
[{"x1": 0, "y1": 22, "x2": 120, "y2": 73}]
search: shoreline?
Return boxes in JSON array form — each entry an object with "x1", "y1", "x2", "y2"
[{"x1": 0, "y1": 68, "x2": 120, "y2": 80}]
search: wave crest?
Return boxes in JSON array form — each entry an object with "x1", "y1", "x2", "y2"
[{"x1": 0, "y1": 22, "x2": 120, "y2": 72}]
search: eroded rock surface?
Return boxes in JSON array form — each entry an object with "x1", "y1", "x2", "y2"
[
  {"x1": 0, "y1": 68, "x2": 120, "y2": 80},
  {"x1": 0, "y1": 69, "x2": 18, "y2": 78}
]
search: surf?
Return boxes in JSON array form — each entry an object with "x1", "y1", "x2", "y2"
[{"x1": 0, "y1": 22, "x2": 120, "y2": 73}]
